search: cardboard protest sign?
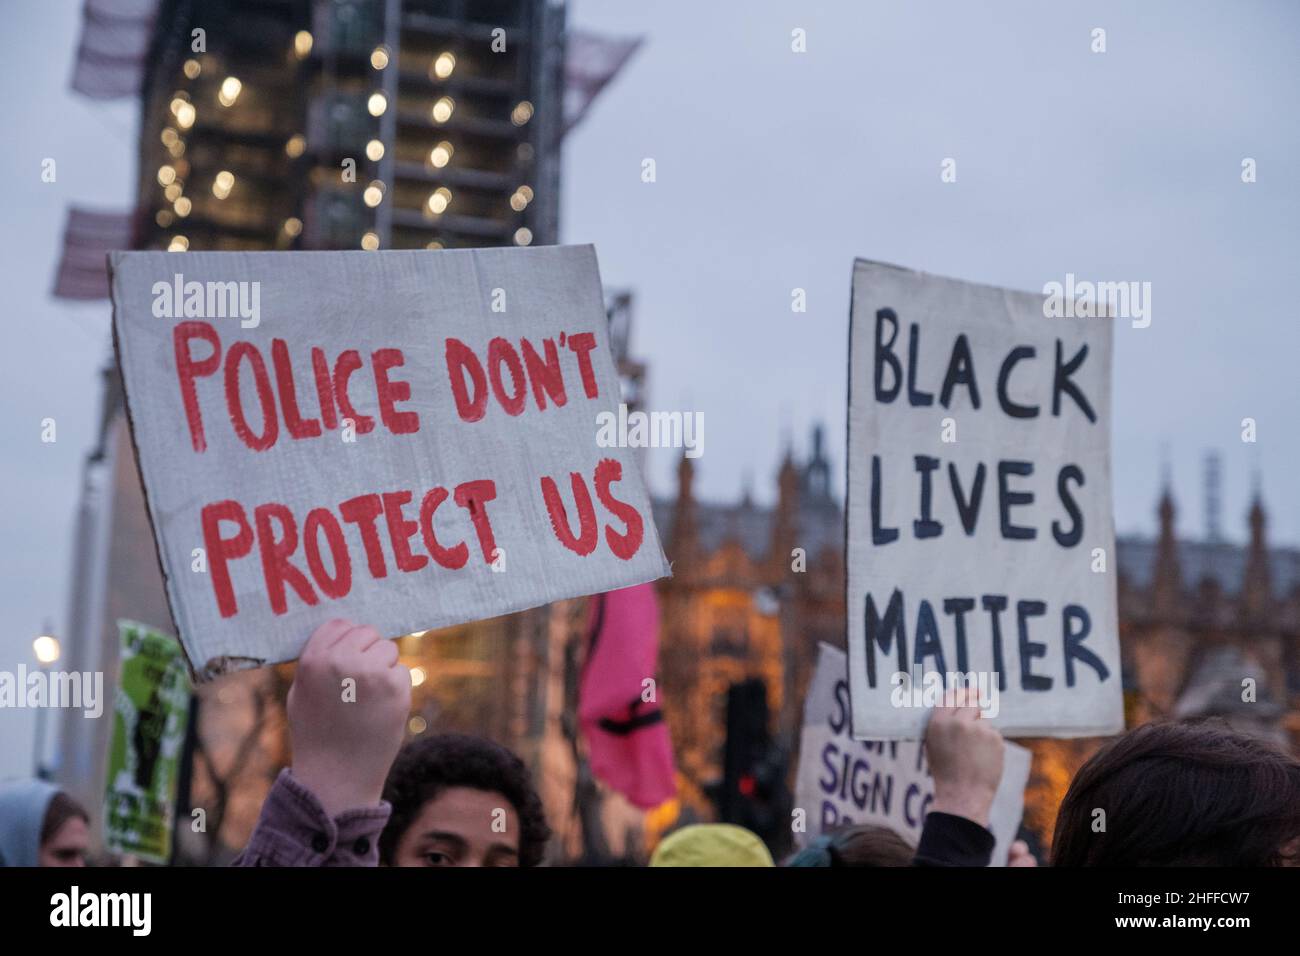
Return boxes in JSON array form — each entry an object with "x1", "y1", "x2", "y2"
[
  {"x1": 104, "y1": 621, "x2": 191, "y2": 864},
  {"x1": 794, "y1": 643, "x2": 1031, "y2": 865},
  {"x1": 846, "y1": 260, "x2": 1122, "y2": 738},
  {"x1": 109, "y1": 245, "x2": 669, "y2": 677}
]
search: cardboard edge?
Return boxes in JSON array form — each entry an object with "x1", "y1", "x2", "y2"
[
  {"x1": 106, "y1": 252, "x2": 203, "y2": 686},
  {"x1": 852, "y1": 721, "x2": 1127, "y2": 743},
  {"x1": 584, "y1": 241, "x2": 671, "y2": 582},
  {"x1": 844, "y1": 261, "x2": 863, "y2": 738},
  {"x1": 851, "y1": 255, "x2": 1119, "y2": 312}
]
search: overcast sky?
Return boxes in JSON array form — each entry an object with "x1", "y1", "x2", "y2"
[{"x1": 1, "y1": 0, "x2": 1297, "y2": 777}]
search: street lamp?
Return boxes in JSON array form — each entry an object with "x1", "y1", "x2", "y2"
[
  {"x1": 33, "y1": 634, "x2": 60, "y2": 665},
  {"x1": 32, "y1": 629, "x2": 60, "y2": 779}
]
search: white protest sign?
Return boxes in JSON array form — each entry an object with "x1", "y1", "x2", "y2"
[
  {"x1": 846, "y1": 260, "x2": 1122, "y2": 738},
  {"x1": 794, "y1": 643, "x2": 1031, "y2": 866},
  {"x1": 109, "y1": 245, "x2": 669, "y2": 678}
]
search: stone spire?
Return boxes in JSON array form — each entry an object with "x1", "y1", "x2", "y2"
[
  {"x1": 801, "y1": 423, "x2": 833, "y2": 504},
  {"x1": 1151, "y1": 481, "x2": 1183, "y2": 618},
  {"x1": 1240, "y1": 482, "x2": 1272, "y2": 622},
  {"x1": 768, "y1": 442, "x2": 800, "y2": 582},
  {"x1": 669, "y1": 452, "x2": 698, "y2": 579}
]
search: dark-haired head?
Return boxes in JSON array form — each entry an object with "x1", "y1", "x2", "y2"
[
  {"x1": 380, "y1": 733, "x2": 550, "y2": 867},
  {"x1": 785, "y1": 824, "x2": 915, "y2": 867},
  {"x1": 1052, "y1": 720, "x2": 1300, "y2": 866}
]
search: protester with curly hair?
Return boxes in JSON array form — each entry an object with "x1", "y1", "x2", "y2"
[{"x1": 380, "y1": 733, "x2": 550, "y2": 867}]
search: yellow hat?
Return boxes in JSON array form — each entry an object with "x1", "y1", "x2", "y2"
[{"x1": 649, "y1": 824, "x2": 775, "y2": 867}]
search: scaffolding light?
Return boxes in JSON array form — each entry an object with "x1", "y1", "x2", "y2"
[
  {"x1": 426, "y1": 186, "x2": 452, "y2": 215},
  {"x1": 432, "y1": 52, "x2": 456, "y2": 79},
  {"x1": 218, "y1": 76, "x2": 242, "y2": 107},
  {"x1": 212, "y1": 170, "x2": 234, "y2": 199},
  {"x1": 429, "y1": 141, "x2": 453, "y2": 168}
]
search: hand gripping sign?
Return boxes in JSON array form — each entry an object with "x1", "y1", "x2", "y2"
[
  {"x1": 109, "y1": 246, "x2": 670, "y2": 678},
  {"x1": 794, "y1": 643, "x2": 1031, "y2": 865}
]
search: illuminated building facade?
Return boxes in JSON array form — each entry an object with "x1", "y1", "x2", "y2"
[{"x1": 138, "y1": 0, "x2": 562, "y2": 254}]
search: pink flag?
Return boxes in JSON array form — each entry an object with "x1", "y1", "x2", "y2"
[{"x1": 578, "y1": 584, "x2": 677, "y2": 809}]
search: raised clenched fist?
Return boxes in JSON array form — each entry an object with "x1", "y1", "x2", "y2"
[
  {"x1": 924, "y1": 690, "x2": 1005, "y2": 828},
  {"x1": 287, "y1": 619, "x2": 411, "y2": 817}
]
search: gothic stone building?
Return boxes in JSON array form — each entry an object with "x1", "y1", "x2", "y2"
[{"x1": 653, "y1": 427, "x2": 1300, "y2": 849}]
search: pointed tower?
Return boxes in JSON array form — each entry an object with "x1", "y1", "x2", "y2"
[
  {"x1": 1240, "y1": 484, "x2": 1272, "y2": 624},
  {"x1": 1151, "y1": 482, "x2": 1183, "y2": 620},
  {"x1": 669, "y1": 452, "x2": 698, "y2": 582},
  {"x1": 768, "y1": 441, "x2": 800, "y2": 583},
  {"x1": 801, "y1": 423, "x2": 833, "y2": 505}
]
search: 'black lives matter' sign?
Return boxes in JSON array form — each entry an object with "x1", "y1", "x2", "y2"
[{"x1": 845, "y1": 260, "x2": 1122, "y2": 739}]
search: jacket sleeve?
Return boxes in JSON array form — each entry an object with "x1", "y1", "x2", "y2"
[
  {"x1": 912, "y1": 811, "x2": 996, "y2": 867},
  {"x1": 232, "y1": 768, "x2": 391, "y2": 867}
]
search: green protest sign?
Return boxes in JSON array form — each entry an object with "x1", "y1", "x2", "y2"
[{"x1": 104, "y1": 620, "x2": 192, "y2": 863}]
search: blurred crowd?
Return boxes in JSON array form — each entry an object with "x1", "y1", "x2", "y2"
[{"x1": 5, "y1": 617, "x2": 1300, "y2": 869}]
